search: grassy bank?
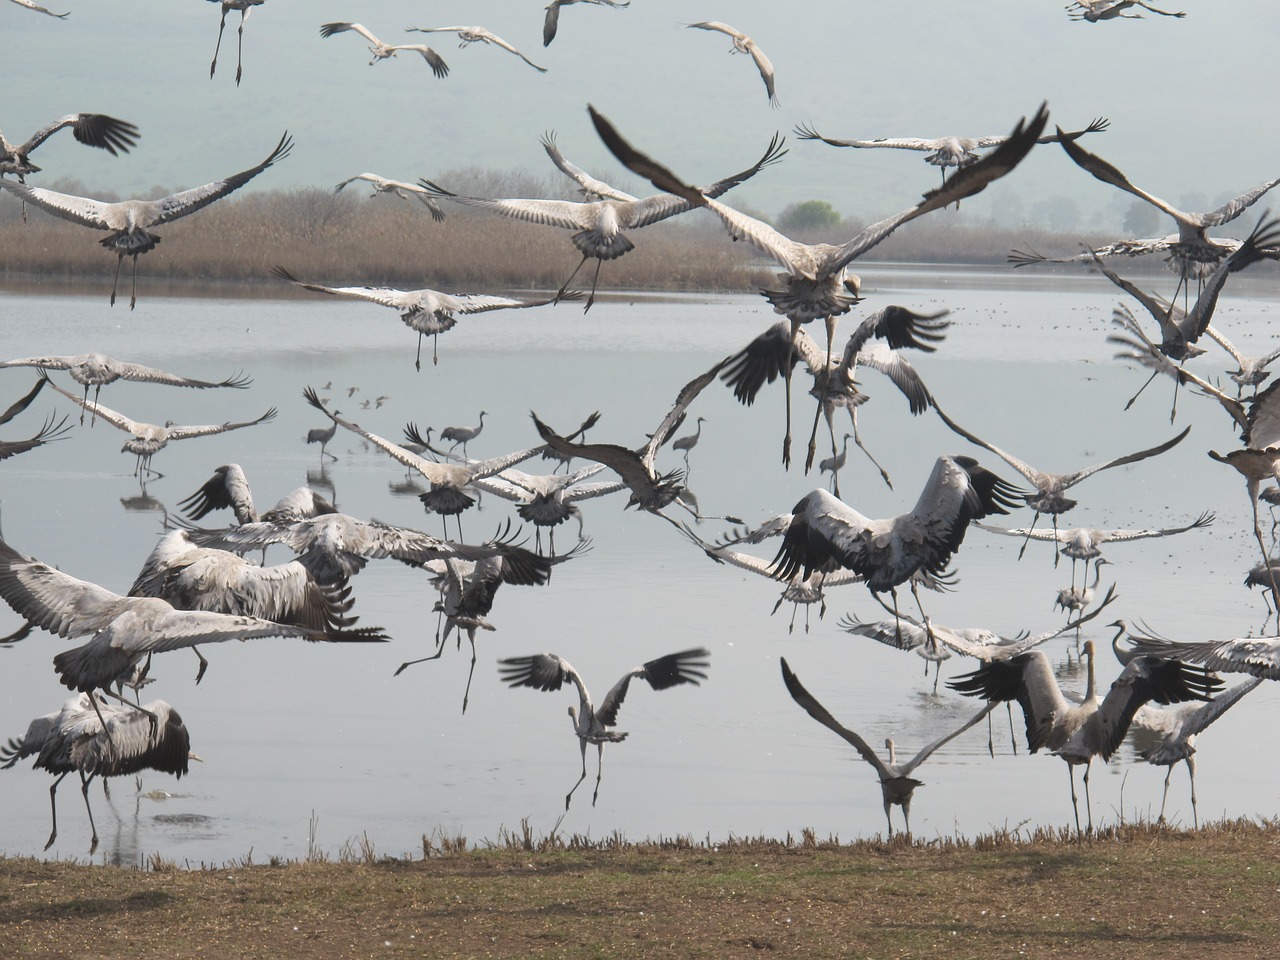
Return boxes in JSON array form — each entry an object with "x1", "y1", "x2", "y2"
[
  {"x1": 3, "y1": 820, "x2": 1277, "y2": 959},
  {"x1": 0, "y1": 186, "x2": 1124, "y2": 295}
]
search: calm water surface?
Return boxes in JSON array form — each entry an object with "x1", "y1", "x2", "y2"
[{"x1": 2, "y1": 265, "x2": 1279, "y2": 865}]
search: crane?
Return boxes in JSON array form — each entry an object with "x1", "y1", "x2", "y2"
[
  {"x1": 208, "y1": 0, "x2": 265, "y2": 86},
  {"x1": 686, "y1": 21, "x2": 778, "y2": 106},
  {"x1": 178, "y1": 463, "x2": 337, "y2": 527},
  {"x1": 470, "y1": 464, "x2": 624, "y2": 553},
  {"x1": 542, "y1": 0, "x2": 630, "y2": 47},
  {"x1": 498, "y1": 646, "x2": 709, "y2": 809},
  {"x1": 333, "y1": 172, "x2": 446, "y2": 221},
  {"x1": 0, "y1": 352, "x2": 250, "y2": 425},
  {"x1": 440, "y1": 411, "x2": 487, "y2": 457},
  {"x1": 1, "y1": 692, "x2": 197, "y2": 853},
  {"x1": 1, "y1": 112, "x2": 137, "y2": 182},
  {"x1": 588, "y1": 102, "x2": 1047, "y2": 466},
  {"x1": 1067, "y1": 0, "x2": 1186, "y2": 21},
  {"x1": 418, "y1": 131, "x2": 786, "y2": 312},
  {"x1": 0, "y1": 132, "x2": 291, "y2": 308},
  {"x1": 404, "y1": 25, "x2": 547, "y2": 72},
  {"x1": 781, "y1": 657, "x2": 994, "y2": 837},
  {"x1": 948, "y1": 630, "x2": 1221, "y2": 832},
  {"x1": 318, "y1": 22, "x2": 449, "y2": 77},
  {"x1": 6, "y1": 0, "x2": 69, "y2": 17}
]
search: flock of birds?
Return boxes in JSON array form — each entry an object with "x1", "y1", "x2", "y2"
[{"x1": 8, "y1": 0, "x2": 1280, "y2": 856}]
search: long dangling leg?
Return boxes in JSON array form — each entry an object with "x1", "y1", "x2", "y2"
[
  {"x1": 1158, "y1": 765, "x2": 1174, "y2": 824},
  {"x1": 590, "y1": 742, "x2": 606, "y2": 806},
  {"x1": 1082, "y1": 759, "x2": 1094, "y2": 834},
  {"x1": 584, "y1": 259, "x2": 604, "y2": 313},
  {"x1": 129, "y1": 255, "x2": 140, "y2": 310},
  {"x1": 460, "y1": 628, "x2": 477, "y2": 714},
  {"x1": 556, "y1": 255, "x2": 589, "y2": 302},
  {"x1": 235, "y1": 10, "x2": 248, "y2": 86},
  {"x1": 1018, "y1": 512, "x2": 1042, "y2": 560},
  {"x1": 1067, "y1": 763, "x2": 1082, "y2": 835},
  {"x1": 781, "y1": 319, "x2": 801, "y2": 468},
  {"x1": 211, "y1": 7, "x2": 229, "y2": 78},
  {"x1": 415, "y1": 332, "x2": 425, "y2": 372},
  {"x1": 804, "y1": 316, "x2": 840, "y2": 473},
  {"x1": 110, "y1": 253, "x2": 125, "y2": 307}
]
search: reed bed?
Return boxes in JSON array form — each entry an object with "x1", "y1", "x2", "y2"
[{"x1": 0, "y1": 184, "x2": 1155, "y2": 296}]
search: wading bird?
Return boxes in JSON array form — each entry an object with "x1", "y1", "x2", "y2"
[
  {"x1": 333, "y1": 172, "x2": 445, "y2": 221},
  {"x1": 1067, "y1": 0, "x2": 1186, "y2": 21},
  {"x1": 208, "y1": 0, "x2": 265, "y2": 86},
  {"x1": 0, "y1": 352, "x2": 250, "y2": 425},
  {"x1": 1131, "y1": 677, "x2": 1261, "y2": 827},
  {"x1": 499, "y1": 646, "x2": 709, "y2": 809},
  {"x1": 589, "y1": 102, "x2": 1047, "y2": 466},
  {"x1": 0, "y1": 132, "x2": 291, "y2": 308},
  {"x1": 319, "y1": 22, "x2": 449, "y2": 76},
  {"x1": 40, "y1": 374, "x2": 276, "y2": 480},
  {"x1": 794, "y1": 117, "x2": 1107, "y2": 189},
  {"x1": 532, "y1": 355, "x2": 742, "y2": 527},
  {"x1": 932, "y1": 399, "x2": 1189, "y2": 555},
  {"x1": 542, "y1": 0, "x2": 630, "y2": 47},
  {"x1": 440, "y1": 411, "x2": 486, "y2": 456},
  {"x1": 404, "y1": 25, "x2": 546, "y2": 72},
  {"x1": 670, "y1": 416, "x2": 705, "y2": 470},
  {"x1": 271, "y1": 266, "x2": 571, "y2": 369},
  {"x1": 1, "y1": 693, "x2": 197, "y2": 853},
  {"x1": 471, "y1": 464, "x2": 624, "y2": 552},
  {"x1": 781, "y1": 657, "x2": 994, "y2": 836},
  {"x1": 1, "y1": 113, "x2": 138, "y2": 181},
  {"x1": 768, "y1": 457, "x2": 1025, "y2": 640},
  {"x1": 1054, "y1": 556, "x2": 1111, "y2": 617},
  {"x1": 686, "y1": 21, "x2": 778, "y2": 106},
  {"x1": 419, "y1": 131, "x2": 786, "y2": 311},
  {"x1": 948, "y1": 630, "x2": 1221, "y2": 833},
  {"x1": 304, "y1": 388, "x2": 544, "y2": 537}
]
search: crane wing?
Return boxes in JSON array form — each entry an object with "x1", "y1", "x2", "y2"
[
  {"x1": 150, "y1": 132, "x2": 292, "y2": 226},
  {"x1": 780, "y1": 657, "x2": 891, "y2": 777}
]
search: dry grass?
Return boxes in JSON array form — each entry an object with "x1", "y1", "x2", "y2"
[
  {"x1": 0, "y1": 183, "x2": 1146, "y2": 299},
  {"x1": 2, "y1": 819, "x2": 1279, "y2": 959}
]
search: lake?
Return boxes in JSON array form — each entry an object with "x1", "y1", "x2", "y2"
[{"x1": 1, "y1": 264, "x2": 1278, "y2": 865}]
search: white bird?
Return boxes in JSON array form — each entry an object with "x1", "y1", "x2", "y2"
[
  {"x1": 794, "y1": 117, "x2": 1108, "y2": 188},
  {"x1": 319, "y1": 22, "x2": 449, "y2": 77},
  {"x1": 781, "y1": 657, "x2": 994, "y2": 837},
  {"x1": 272, "y1": 265, "x2": 570, "y2": 369},
  {"x1": 440, "y1": 411, "x2": 487, "y2": 457},
  {"x1": 471, "y1": 464, "x2": 624, "y2": 552},
  {"x1": 1130, "y1": 677, "x2": 1262, "y2": 827},
  {"x1": 404, "y1": 25, "x2": 547, "y2": 72},
  {"x1": 0, "y1": 132, "x2": 291, "y2": 308},
  {"x1": 767, "y1": 458, "x2": 1025, "y2": 637},
  {"x1": 419, "y1": 131, "x2": 786, "y2": 311},
  {"x1": 304, "y1": 388, "x2": 544, "y2": 537},
  {"x1": 975, "y1": 511, "x2": 1214, "y2": 583},
  {"x1": 0, "y1": 536, "x2": 378, "y2": 705},
  {"x1": 532, "y1": 355, "x2": 741, "y2": 525},
  {"x1": 932, "y1": 398, "x2": 1189, "y2": 556},
  {"x1": 333, "y1": 172, "x2": 445, "y2": 221},
  {"x1": 1055, "y1": 132, "x2": 1280, "y2": 297},
  {"x1": 948, "y1": 630, "x2": 1221, "y2": 833},
  {"x1": 0, "y1": 693, "x2": 197, "y2": 853},
  {"x1": 178, "y1": 463, "x2": 337, "y2": 527},
  {"x1": 7, "y1": 0, "x2": 69, "y2": 17},
  {"x1": 1, "y1": 113, "x2": 138, "y2": 181},
  {"x1": 40, "y1": 373, "x2": 276, "y2": 480},
  {"x1": 498, "y1": 646, "x2": 709, "y2": 809},
  {"x1": 719, "y1": 305, "x2": 950, "y2": 477},
  {"x1": 686, "y1": 21, "x2": 778, "y2": 106},
  {"x1": 208, "y1": 0, "x2": 265, "y2": 86},
  {"x1": 1067, "y1": 0, "x2": 1186, "y2": 21},
  {"x1": 0, "y1": 352, "x2": 250, "y2": 425},
  {"x1": 589, "y1": 103, "x2": 1047, "y2": 466},
  {"x1": 128, "y1": 529, "x2": 381, "y2": 682},
  {"x1": 542, "y1": 0, "x2": 630, "y2": 47}
]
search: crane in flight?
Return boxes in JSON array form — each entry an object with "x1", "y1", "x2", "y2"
[
  {"x1": 588, "y1": 102, "x2": 1048, "y2": 467},
  {"x1": 499, "y1": 646, "x2": 709, "y2": 809},
  {"x1": 1, "y1": 112, "x2": 138, "y2": 182},
  {"x1": 0, "y1": 132, "x2": 291, "y2": 308},
  {"x1": 404, "y1": 25, "x2": 547, "y2": 72},
  {"x1": 333, "y1": 172, "x2": 445, "y2": 221},
  {"x1": 319, "y1": 22, "x2": 449, "y2": 76},
  {"x1": 208, "y1": 0, "x2": 265, "y2": 86},
  {"x1": 1067, "y1": 0, "x2": 1186, "y2": 21},
  {"x1": 542, "y1": 0, "x2": 630, "y2": 47},
  {"x1": 686, "y1": 21, "x2": 778, "y2": 106}
]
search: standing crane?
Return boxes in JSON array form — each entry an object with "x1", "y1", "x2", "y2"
[
  {"x1": 440, "y1": 411, "x2": 487, "y2": 457},
  {"x1": 1, "y1": 692, "x2": 197, "y2": 853},
  {"x1": 498, "y1": 647, "x2": 709, "y2": 809}
]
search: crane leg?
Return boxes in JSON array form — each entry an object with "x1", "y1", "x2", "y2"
[
  {"x1": 583, "y1": 259, "x2": 605, "y2": 313},
  {"x1": 110, "y1": 253, "x2": 124, "y2": 307},
  {"x1": 80, "y1": 772, "x2": 100, "y2": 855},
  {"x1": 1007, "y1": 702, "x2": 1018, "y2": 755},
  {"x1": 211, "y1": 8, "x2": 229, "y2": 78},
  {"x1": 414, "y1": 333, "x2": 424, "y2": 371},
  {"x1": 1018, "y1": 512, "x2": 1042, "y2": 561},
  {"x1": 460, "y1": 629, "x2": 477, "y2": 714},
  {"x1": 1067, "y1": 763, "x2": 1082, "y2": 835},
  {"x1": 803, "y1": 316, "x2": 840, "y2": 473},
  {"x1": 781, "y1": 320, "x2": 801, "y2": 469},
  {"x1": 883, "y1": 800, "x2": 895, "y2": 838},
  {"x1": 1082, "y1": 760, "x2": 1094, "y2": 834},
  {"x1": 44, "y1": 771, "x2": 70, "y2": 850},
  {"x1": 1123, "y1": 368, "x2": 1160, "y2": 412},
  {"x1": 849, "y1": 409, "x2": 892, "y2": 490},
  {"x1": 235, "y1": 12, "x2": 247, "y2": 86},
  {"x1": 566, "y1": 740, "x2": 589, "y2": 810},
  {"x1": 556, "y1": 255, "x2": 589, "y2": 303},
  {"x1": 1186, "y1": 756, "x2": 1198, "y2": 830},
  {"x1": 129, "y1": 255, "x2": 139, "y2": 311},
  {"x1": 590, "y1": 743, "x2": 606, "y2": 806},
  {"x1": 1158, "y1": 765, "x2": 1174, "y2": 824}
]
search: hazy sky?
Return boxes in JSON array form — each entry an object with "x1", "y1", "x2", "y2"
[{"x1": 4, "y1": 1, "x2": 1279, "y2": 234}]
